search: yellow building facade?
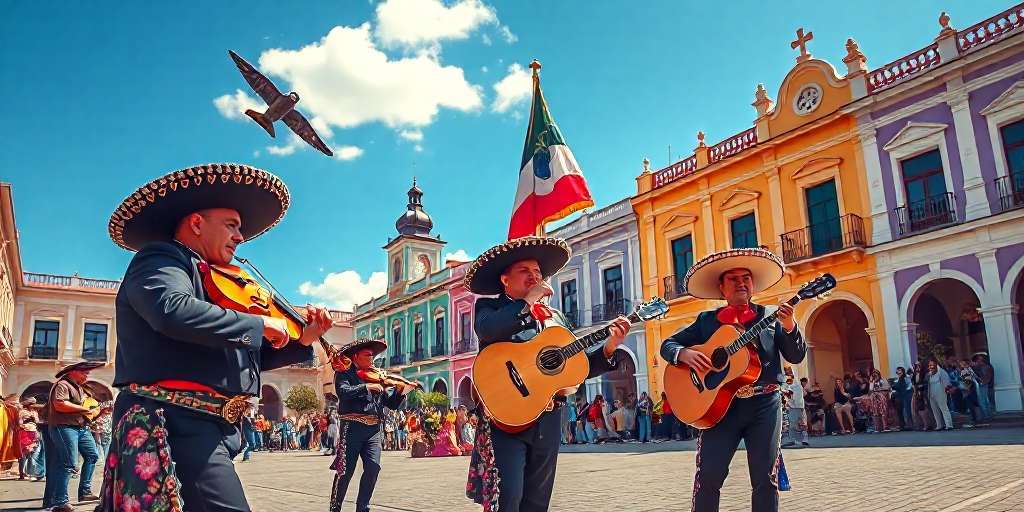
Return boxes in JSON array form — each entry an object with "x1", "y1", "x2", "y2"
[{"x1": 633, "y1": 34, "x2": 887, "y2": 400}]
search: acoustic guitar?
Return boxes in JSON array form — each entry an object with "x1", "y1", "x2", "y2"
[
  {"x1": 473, "y1": 298, "x2": 669, "y2": 430},
  {"x1": 663, "y1": 274, "x2": 836, "y2": 429},
  {"x1": 81, "y1": 395, "x2": 113, "y2": 422}
]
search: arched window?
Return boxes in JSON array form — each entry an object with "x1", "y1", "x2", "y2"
[{"x1": 392, "y1": 258, "x2": 402, "y2": 283}]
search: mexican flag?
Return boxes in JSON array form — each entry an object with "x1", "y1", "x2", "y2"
[{"x1": 508, "y1": 62, "x2": 594, "y2": 240}]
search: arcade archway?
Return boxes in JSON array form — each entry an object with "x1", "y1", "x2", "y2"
[
  {"x1": 806, "y1": 299, "x2": 872, "y2": 401},
  {"x1": 602, "y1": 353, "x2": 638, "y2": 403},
  {"x1": 456, "y1": 376, "x2": 475, "y2": 409},
  {"x1": 20, "y1": 381, "x2": 52, "y2": 403},
  {"x1": 909, "y1": 278, "x2": 987, "y2": 366},
  {"x1": 432, "y1": 378, "x2": 448, "y2": 396},
  {"x1": 260, "y1": 385, "x2": 283, "y2": 421}
]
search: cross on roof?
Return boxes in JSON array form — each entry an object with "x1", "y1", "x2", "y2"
[{"x1": 791, "y1": 28, "x2": 813, "y2": 63}]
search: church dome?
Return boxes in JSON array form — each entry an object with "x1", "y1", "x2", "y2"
[{"x1": 395, "y1": 178, "x2": 434, "y2": 236}]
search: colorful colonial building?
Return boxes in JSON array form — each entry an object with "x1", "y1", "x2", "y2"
[
  {"x1": 632, "y1": 28, "x2": 883, "y2": 402},
  {"x1": 547, "y1": 198, "x2": 649, "y2": 403},
  {"x1": 850, "y1": 5, "x2": 1024, "y2": 411},
  {"x1": 447, "y1": 261, "x2": 480, "y2": 409},
  {"x1": 353, "y1": 180, "x2": 456, "y2": 395}
]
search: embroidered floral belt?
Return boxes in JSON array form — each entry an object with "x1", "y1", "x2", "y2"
[
  {"x1": 735, "y1": 383, "x2": 781, "y2": 399},
  {"x1": 125, "y1": 384, "x2": 249, "y2": 424},
  {"x1": 338, "y1": 413, "x2": 379, "y2": 426}
]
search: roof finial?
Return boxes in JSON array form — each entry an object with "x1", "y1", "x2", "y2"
[{"x1": 791, "y1": 27, "x2": 814, "y2": 63}]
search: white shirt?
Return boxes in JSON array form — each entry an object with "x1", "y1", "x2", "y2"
[{"x1": 787, "y1": 382, "x2": 805, "y2": 408}]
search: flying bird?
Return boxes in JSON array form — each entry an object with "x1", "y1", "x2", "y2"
[{"x1": 228, "y1": 50, "x2": 333, "y2": 157}]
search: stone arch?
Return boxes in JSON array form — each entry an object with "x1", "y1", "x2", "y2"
[
  {"x1": 260, "y1": 383, "x2": 284, "y2": 421},
  {"x1": 804, "y1": 299, "x2": 874, "y2": 401},
  {"x1": 601, "y1": 344, "x2": 638, "y2": 404},
  {"x1": 800, "y1": 290, "x2": 876, "y2": 330},
  {"x1": 900, "y1": 270, "x2": 987, "y2": 326},
  {"x1": 1001, "y1": 255, "x2": 1024, "y2": 304},
  {"x1": 456, "y1": 375, "x2": 475, "y2": 409},
  {"x1": 432, "y1": 377, "x2": 448, "y2": 396},
  {"x1": 904, "y1": 275, "x2": 989, "y2": 368},
  {"x1": 83, "y1": 380, "x2": 115, "y2": 402},
  {"x1": 19, "y1": 380, "x2": 53, "y2": 403}
]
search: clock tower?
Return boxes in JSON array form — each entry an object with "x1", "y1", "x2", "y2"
[{"x1": 385, "y1": 178, "x2": 444, "y2": 296}]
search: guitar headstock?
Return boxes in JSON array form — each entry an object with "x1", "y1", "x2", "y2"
[
  {"x1": 798, "y1": 273, "x2": 837, "y2": 301},
  {"x1": 633, "y1": 297, "x2": 670, "y2": 321}
]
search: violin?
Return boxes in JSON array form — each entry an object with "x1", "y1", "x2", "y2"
[
  {"x1": 357, "y1": 367, "x2": 424, "y2": 391},
  {"x1": 197, "y1": 261, "x2": 351, "y2": 371}
]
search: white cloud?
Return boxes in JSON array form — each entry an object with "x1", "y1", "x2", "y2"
[
  {"x1": 491, "y1": 63, "x2": 532, "y2": 113},
  {"x1": 414, "y1": 144, "x2": 424, "y2": 152},
  {"x1": 374, "y1": 0, "x2": 497, "y2": 48},
  {"x1": 481, "y1": 65, "x2": 488, "y2": 73},
  {"x1": 266, "y1": 143, "x2": 297, "y2": 156},
  {"x1": 213, "y1": 89, "x2": 264, "y2": 120},
  {"x1": 498, "y1": 25, "x2": 517, "y2": 44},
  {"x1": 299, "y1": 270, "x2": 387, "y2": 309},
  {"x1": 399, "y1": 129, "x2": 424, "y2": 142},
  {"x1": 445, "y1": 249, "x2": 471, "y2": 262},
  {"x1": 253, "y1": 150, "x2": 261, "y2": 157},
  {"x1": 336, "y1": 145, "x2": 365, "y2": 160},
  {"x1": 481, "y1": 33, "x2": 492, "y2": 46}
]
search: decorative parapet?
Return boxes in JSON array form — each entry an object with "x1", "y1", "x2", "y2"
[
  {"x1": 957, "y1": 3, "x2": 1024, "y2": 53},
  {"x1": 709, "y1": 128, "x2": 758, "y2": 164},
  {"x1": 652, "y1": 155, "x2": 698, "y2": 189},
  {"x1": 23, "y1": 272, "x2": 120, "y2": 291},
  {"x1": 866, "y1": 43, "x2": 940, "y2": 93}
]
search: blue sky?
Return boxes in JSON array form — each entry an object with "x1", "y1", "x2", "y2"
[{"x1": 0, "y1": 0, "x2": 1010, "y2": 309}]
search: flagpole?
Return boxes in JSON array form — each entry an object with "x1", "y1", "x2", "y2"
[{"x1": 530, "y1": 59, "x2": 542, "y2": 239}]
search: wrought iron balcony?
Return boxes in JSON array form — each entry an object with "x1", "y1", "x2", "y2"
[
  {"x1": 430, "y1": 343, "x2": 447, "y2": 357},
  {"x1": 780, "y1": 214, "x2": 866, "y2": 263},
  {"x1": 454, "y1": 338, "x2": 478, "y2": 354},
  {"x1": 412, "y1": 348, "x2": 427, "y2": 361},
  {"x1": 590, "y1": 299, "x2": 631, "y2": 324},
  {"x1": 995, "y1": 171, "x2": 1024, "y2": 212},
  {"x1": 389, "y1": 354, "x2": 407, "y2": 366},
  {"x1": 29, "y1": 345, "x2": 58, "y2": 359},
  {"x1": 894, "y1": 192, "x2": 957, "y2": 236},
  {"x1": 81, "y1": 347, "x2": 107, "y2": 362},
  {"x1": 663, "y1": 275, "x2": 688, "y2": 301}
]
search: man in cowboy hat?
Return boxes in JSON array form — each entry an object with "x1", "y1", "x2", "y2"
[
  {"x1": 330, "y1": 339, "x2": 415, "y2": 512},
  {"x1": 100, "y1": 163, "x2": 334, "y2": 511},
  {"x1": 660, "y1": 248, "x2": 805, "y2": 512},
  {"x1": 42, "y1": 361, "x2": 104, "y2": 511},
  {"x1": 465, "y1": 236, "x2": 631, "y2": 512}
]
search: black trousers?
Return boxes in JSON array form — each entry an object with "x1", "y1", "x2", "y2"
[
  {"x1": 112, "y1": 393, "x2": 250, "y2": 512},
  {"x1": 331, "y1": 422, "x2": 382, "y2": 512},
  {"x1": 692, "y1": 392, "x2": 782, "y2": 512},
  {"x1": 490, "y1": 408, "x2": 561, "y2": 512}
]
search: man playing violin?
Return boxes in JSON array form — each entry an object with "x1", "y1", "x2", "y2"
[
  {"x1": 329, "y1": 339, "x2": 415, "y2": 512},
  {"x1": 660, "y1": 248, "x2": 805, "y2": 512},
  {"x1": 100, "y1": 163, "x2": 334, "y2": 511},
  {"x1": 464, "y1": 237, "x2": 630, "y2": 512}
]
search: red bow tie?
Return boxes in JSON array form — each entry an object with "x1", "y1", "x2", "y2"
[
  {"x1": 717, "y1": 304, "x2": 756, "y2": 326},
  {"x1": 531, "y1": 302, "x2": 554, "y2": 322}
]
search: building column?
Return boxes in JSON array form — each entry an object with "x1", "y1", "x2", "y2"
[
  {"x1": 899, "y1": 323, "x2": 917, "y2": 367},
  {"x1": 876, "y1": 271, "x2": 909, "y2": 369},
  {"x1": 857, "y1": 123, "x2": 893, "y2": 244},
  {"x1": 864, "y1": 327, "x2": 882, "y2": 373},
  {"x1": 581, "y1": 247, "x2": 593, "y2": 326},
  {"x1": 948, "y1": 91, "x2": 991, "y2": 221},
  {"x1": 62, "y1": 305, "x2": 77, "y2": 361},
  {"x1": 764, "y1": 167, "x2": 786, "y2": 250},
  {"x1": 980, "y1": 304, "x2": 1023, "y2": 411},
  {"x1": 12, "y1": 302, "x2": 25, "y2": 358},
  {"x1": 629, "y1": 234, "x2": 642, "y2": 301},
  {"x1": 700, "y1": 196, "x2": 715, "y2": 255}
]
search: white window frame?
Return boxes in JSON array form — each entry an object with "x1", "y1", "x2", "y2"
[
  {"x1": 660, "y1": 213, "x2": 699, "y2": 283},
  {"x1": 881, "y1": 122, "x2": 955, "y2": 208},
  {"x1": 81, "y1": 319, "x2": 111, "y2": 360},
  {"x1": 980, "y1": 79, "x2": 1024, "y2": 180},
  {"x1": 791, "y1": 158, "x2": 848, "y2": 229}
]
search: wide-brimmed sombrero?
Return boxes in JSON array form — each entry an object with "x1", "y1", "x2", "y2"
[
  {"x1": 108, "y1": 163, "x2": 291, "y2": 251},
  {"x1": 464, "y1": 236, "x2": 571, "y2": 295},
  {"x1": 683, "y1": 247, "x2": 785, "y2": 299},
  {"x1": 55, "y1": 361, "x2": 104, "y2": 380},
  {"x1": 339, "y1": 338, "x2": 388, "y2": 358}
]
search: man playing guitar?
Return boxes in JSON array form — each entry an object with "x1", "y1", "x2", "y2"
[
  {"x1": 465, "y1": 236, "x2": 630, "y2": 512},
  {"x1": 44, "y1": 361, "x2": 105, "y2": 511},
  {"x1": 660, "y1": 248, "x2": 805, "y2": 512}
]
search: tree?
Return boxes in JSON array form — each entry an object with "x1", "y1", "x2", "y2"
[
  {"x1": 285, "y1": 384, "x2": 322, "y2": 415},
  {"x1": 407, "y1": 390, "x2": 449, "y2": 409}
]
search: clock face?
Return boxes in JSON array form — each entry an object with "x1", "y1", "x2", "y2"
[
  {"x1": 415, "y1": 259, "x2": 428, "y2": 278},
  {"x1": 793, "y1": 84, "x2": 822, "y2": 115}
]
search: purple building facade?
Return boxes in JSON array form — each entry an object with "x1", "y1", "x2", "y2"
[{"x1": 855, "y1": 6, "x2": 1024, "y2": 410}]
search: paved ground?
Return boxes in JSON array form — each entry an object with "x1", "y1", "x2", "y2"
[{"x1": 2, "y1": 427, "x2": 1023, "y2": 511}]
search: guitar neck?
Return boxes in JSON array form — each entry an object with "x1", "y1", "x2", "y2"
[
  {"x1": 725, "y1": 295, "x2": 800, "y2": 356},
  {"x1": 560, "y1": 311, "x2": 641, "y2": 358}
]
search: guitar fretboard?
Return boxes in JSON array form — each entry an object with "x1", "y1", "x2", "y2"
[
  {"x1": 724, "y1": 295, "x2": 800, "y2": 355},
  {"x1": 559, "y1": 311, "x2": 642, "y2": 358}
]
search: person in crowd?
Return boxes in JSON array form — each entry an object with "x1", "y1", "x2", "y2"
[
  {"x1": 44, "y1": 362, "x2": 103, "y2": 511},
  {"x1": 455, "y1": 405, "x2": 471, "y2": 447},
  {"x1": 241, "y1": 403, "x2": 257, "y2": 461},
  {"x1": 782, "y1": 373, "x2": 809, "y2": 447},
  {"x1": 16, "y1": 398, "x2": 44, "y2": 481},
  {"x1": 623, "y1": 394, "x2": 637, "y2": 441},
  {"x1": 944, "y1": 356, "x2": 964, "y2": 414},
  {"x1": 659, "y1": 391, "x2": 679, "y2": 441},
  {"x1": 958, "y1": 359, "x2": 983, "y2": 428},
  {"x1": 868, "y1": 369, "x2": 893, "y2": 433},
  {"x1": 564, "y1": 397, "x2": 578, "y2": 445},
  {"x1": 833, "y1": 378, "x2": 855, "y2": 434},
  {"x1": 609, "y1": 399, "x2": 626, "y2": 440},
  {"x1": 589, "y1": 395, "x2": 609, "y2": 444},
  {"x1": 892, "y1": 367, "x2": 914, "y2": 431},
  {"x1": 911, "y1": 361, "x2": 933, "y2": 431},
  {"x1": 0, "y1": 394, "x2": 21, "y2": 479},
  {"x1": 575, "y1": 398, "x2": 592, "y2": 444},
  {"x1": 927, "y1": 360, "x2": 954, "y2": 430},
  {"x1": 636, "y1": 391, "x2": 652, "y2": 443},
  {"x1": 804, "y1": 383, "x2": 826, "y2": 436},
  {"x1": 324, "y1": 410, "x2": 340, "y2": 456},
  {"x1": 972, "y1": 353, "x2": 994, "y2": 418},
  {"x1": 280, "y1": 418, "x2": 293, "y2": 451}
]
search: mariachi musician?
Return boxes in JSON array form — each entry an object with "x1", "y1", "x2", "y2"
[
  {"x1": 329, "y1": 339, "x2": 416, "y2": 512},
  {"x1": 464, "y1": 236, "x2": 630, "y2": 512},
  {"x1": 99, "y1": 163, "x2": 334, "y2": 511},
  {"x1": 660, "y1": 248, "x2": 805, "y2": 512}
]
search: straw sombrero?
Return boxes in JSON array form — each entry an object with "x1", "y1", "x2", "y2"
[
  {"x1": 683, "y1": 247, "x2": 785, "y2": 299},
  {"x1": 55, "y1": 361, "x2": 104, "y2": 380},
  {"x1": 108, "y1": 163, "x2": 290, "y2": 252},
  {"x1": 339, "y1": 338, "x2": 388, "y2": 358},
  {"x1": 464, "y1": 236, "x2": 570, "y2": 295}
]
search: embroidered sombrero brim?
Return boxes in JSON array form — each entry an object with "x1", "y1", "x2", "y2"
[
  {"x1": 339, "y1": 339, "x2": 388, "y2": 358},
  {"x1": 55, "y1": 361, "x2": 104, "y2": 379},
  {"x1": 683, "y1": 247, "x2": 785, "y2": 299},
  {"x1": 108, "y1": 163, "x2": 290, "y2": 252},
  {"x1": 464, "y1": 236, "x2": 571, "y2": 296}
]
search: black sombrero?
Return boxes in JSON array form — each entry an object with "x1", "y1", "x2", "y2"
[
  {"x1": 108, "y1": 163, "x2": 291, "y2": 252},
  {"x1": 464, "y1": 236, "x2": 571, "y2": 296},
  {"x1": 55, "y1": 361, "x2": 104, "y2": 380},
  {"x1": 339, "y1": 338, "x2": 388, "y2": 358},
  {"x1": 683, "y1": 247, "x2": 785, "y2": 299}
]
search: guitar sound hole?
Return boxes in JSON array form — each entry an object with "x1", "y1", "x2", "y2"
[
  {"x1": 537, "y1": 348, "x2": 565, "y2": 373},
  {"x1": 710, "y1": 348, "x2": 729, "y2": 369}
]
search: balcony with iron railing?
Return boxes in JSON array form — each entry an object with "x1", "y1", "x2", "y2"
[
  {"x1": 780, "y1": 214, "x2": 867, "y2": 263},
  {"x1": 29, "y1": 344, "x2": 58, "y2": 359},
  {"x1": 431, "y1": 343, "x2": 447, "y2": 357},
  {"x1": 23, "y1": 272, "x2": 120, "y2": 291},
  {"x1": 82, "y1": 347, "x2": 107, "y2": 362},
  {"x1": 894, "y1": 192, "x2": 958, "y2": 236},
  {"x1": 411, "y1": 348, "x2": 427, "y2": 362},
  {"x1": 389, "y1": 354, "x2": 407, "y2": 367},
  {"x1": 590, "y1": 299, "x2": 631, "y2": 325},
  {"x1": 994, "y1": 171, "x2": 1024, "y2": 212},
  {"x1": 663, "y1": 275, "x2": 688, "y2": 301},
  {"x1": 453, "y1": 338, "x2": 478, "y2": 354}
]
